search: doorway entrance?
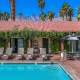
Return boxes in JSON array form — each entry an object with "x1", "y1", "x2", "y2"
[
  {"x1": 10, "y1": 38, "x2": 24, "y2": 53},
  {"x1": 43, "y1": 38, "x2": 49, "y2": 54}
]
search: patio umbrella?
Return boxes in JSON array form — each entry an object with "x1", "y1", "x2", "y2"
[{"x1": 61, "y1": 33, "x2": 80, "y2": 52}]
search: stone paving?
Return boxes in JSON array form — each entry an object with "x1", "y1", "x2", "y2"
[
  {"x1": 62, "y1": 60, "x2": 80, "y2": 79},
  {"x1": 0, "y1": 53, "x2": 80, "y2": 79}
]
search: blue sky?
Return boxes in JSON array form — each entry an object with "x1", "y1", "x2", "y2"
[{"x1": 0, "y1": 0, "x2": 80, "y2": 17}]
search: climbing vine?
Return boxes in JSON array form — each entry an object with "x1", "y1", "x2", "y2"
[
  {"x1": 0, "y1": 25, "x2": 78, "y2": 39},
  {"x1": 49, "y1": 38, "x2": 61, "y2": 53},
  {"x1": 64, "y1": 40, "x2": 70, "y2": 51},
  {"x1": 49, "y1": 38, "x2": 70, "y2": 53},
  {"x1": 23, "y1": 38, "x2": 28, "y2": 54},
  {"x1": 0, "y1": 38, "x2": 8, "y2": 53},
  {"x1": 0, "y1": 25, "x2": 79, "y2": 53}
]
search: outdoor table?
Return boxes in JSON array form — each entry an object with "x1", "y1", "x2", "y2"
[{"x1": 68, "y1": 51, "x2": 78, "y2": 60}]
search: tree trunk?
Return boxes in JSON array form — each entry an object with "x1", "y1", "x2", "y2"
[
  {"x1": 62, "y1": 16, "x2": 64, "y2": 21},
  {"x1": 41, "y1": 8, "x2": 42, "y2": 21},
  {"x1": 10, "y1": 2, "x2": 12, "y2": 20},
  {"x1": 20, "y1": 15, "x2": 21, "y2": 21},
  {"x1": 49, "y1": 17, "x2": 52, "y2": 21},
  {"x1": 66, "y1": 13, "x2": 67, "y2": 21},
  {"x1": 11, "y1": 0, "x2": 15, "y2": 21},
  {"x1": 70, "y1": 14, "x2": 71, "y2": 21}
]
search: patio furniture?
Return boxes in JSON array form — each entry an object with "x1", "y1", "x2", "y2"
[
  {"x1": 63, "y1": 50, "x2": 71, "y2": 60},
  {"x1": 77, "y1": 51, "x2": 80, "y2": 60},
  {"x1": 0, "y1": 48, "x2": 4, "y2": 59},
  {"x1": 25, "y1": 48, "x2": 33, "y2": 59},
  {"x1": 40, "y1": 48, "x2": 47, "y2": 60},
  {"x1": 68, "y1": 51, "x2": 78, "y2": 60},
  {"x1": 15, "y1": 48, "x2": 24, "y2": 60},
  {"x1": 1, "y1": 48, "x2": 13, "y2": 59},
  {"x1": 61, "y1": 33, "x2": 80, "y2": 60}
]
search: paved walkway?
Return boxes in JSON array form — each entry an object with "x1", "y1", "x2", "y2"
[
  {"x1": 0, "y1": 53, "x2": 80, "y2": 79},
  {"x1": 62, "y1": 60, "x2": 80, "y2": 79}
]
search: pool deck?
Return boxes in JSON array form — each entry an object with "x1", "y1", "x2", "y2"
[{"x1": 0, "y1": 53, "x2": 80, "y2": 80}]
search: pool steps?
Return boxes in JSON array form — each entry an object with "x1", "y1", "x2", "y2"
[
  {"x1": 1, "y1": 62, "x2": 3, "y2": 65},
  {"x1": 35, "y1": 62, "x2": 37, "y2": 65}
]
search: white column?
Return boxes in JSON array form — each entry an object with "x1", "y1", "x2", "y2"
[{"x1": 9, "y1": 42, "x2": 10, "y2": 48}]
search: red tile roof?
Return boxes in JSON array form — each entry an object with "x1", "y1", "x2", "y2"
[{"x1": 0, "y1": 21, "x2": 80, "y2": 32}]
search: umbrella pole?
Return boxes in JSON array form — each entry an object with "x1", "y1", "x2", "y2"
[
  {"x1": 72, "y1": 40, "x2": 74, "y2": 60},
  {"x1": 72, "y1": 40, "x2": 73, "y2": 52}
]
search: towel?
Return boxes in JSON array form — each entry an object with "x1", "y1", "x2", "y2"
[
  {"x1": 17, "y1": 55, "x2": 21, "y2": 56},
  {"x1": 4, "y1": 55, "x2": 8, "y2": 56},
  {"x1": 42, "y1": 55, "x2": 45, "y2": 57},
  {"x1": 28, "y1": 55, "x2": 31, "y2": 57}
]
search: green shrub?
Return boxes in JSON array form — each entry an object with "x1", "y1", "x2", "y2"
[
  {"x1": 49, "y1": 38, "x2": 69, "y2": 53},
  {"x1": 0, "y1": 38, "x2": 8, "y2": 53},
  {"x1": 49, "y1": 38, "x2": 61, "y2": 53},
  {"x1": 64, "y1": 40, "x2": 69, "y2": 51},
  {"x1": 23, "y1": 38, "x2": 28, "y2": 54}
]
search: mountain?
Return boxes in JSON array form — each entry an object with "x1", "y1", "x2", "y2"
[
  {"x1": 26, "y1": 14, "x2": 59, "y2": 21},
  {"x1": 26, "y1": 14, "x2": 41, "y2": 21},
  {"x1": 8, "y1": 16, "x2": 32, "y2": 21},
  {"x1": 8, "y1": 14, "x2": 77, "y2": 21},
  {"x1": 52, "y1": 16, "x2": 77, "y2": 21}
]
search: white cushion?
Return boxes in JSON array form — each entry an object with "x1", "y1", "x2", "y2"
[
  {"x1": 28, "y1": 55, "x2": 31, "y2": 57},
  {"x1": 17, "y1": 55, "x2": 21, "y2": 56},
  {"x1": 42, "y1": 55, "x2": 45, "y2": 57},
  {"x1": 4, "y1": 55, "x2": 8, "y2": 56}
]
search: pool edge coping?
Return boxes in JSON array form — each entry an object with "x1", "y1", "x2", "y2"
[{"x1": 58, "y1": 61, "x2": 80, "y2": 80}]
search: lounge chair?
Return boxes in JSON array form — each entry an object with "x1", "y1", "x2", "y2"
[
  {"x1": 25, "y1": 48, "x2": 33, "y2": 59},
  {"x1": 15, "y1": 48, "x2": 24, "y2": 60},
  {"x1": 0, "y1": 48, "x2": 4, "y2": 59},
  {"x1": 1, "y1": 48, "x2": 13, "y2": 59},
  {"x1": 40, "y1": 48, "x2": 47, "y2": 60}
]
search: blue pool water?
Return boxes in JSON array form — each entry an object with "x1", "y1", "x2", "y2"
[{"x1": 0, "y1": 64, "x2": 72, "y2": 80}]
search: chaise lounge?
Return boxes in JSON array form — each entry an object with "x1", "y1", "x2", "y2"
[
  {"x1": 15, "y1": 48, "x2": 24, "y2": 60},
  {"x1": 25, "y1": 48, "x2": 33, "y2": 60},
  {"x1": 40, "y1": 48, "x2": 47, "y2": 60},
  {"x1": 0, "y1": 48, "x2": 4, "y2": 59},
  {"x1": 1, "y1": 48, "x2": 13, "y2": 60}
]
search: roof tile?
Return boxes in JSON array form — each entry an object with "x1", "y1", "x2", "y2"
[{"x1": 0, "y1": 21, "x2": 80, "y2": 32}]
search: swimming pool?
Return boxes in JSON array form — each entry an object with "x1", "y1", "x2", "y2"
[{"x1": 0, "y1": 63, "x2": 72, "y2": 80}]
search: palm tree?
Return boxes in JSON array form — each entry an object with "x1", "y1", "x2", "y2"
[
  {"x1": 47, "y1": 10, "x2": 55, "y2": 21},
  {"x1": 58, "y1": 9, "x2": 64, "y2": 21},
  {"x1": 2, "y1": 12, "x2": 9, "y2": 21},
  {"x1": 6, "y1": 0, "x2": 15, "y2": 21},
  {"x1": 60, "y1": 2, "x2": 70, "y2": 21},
  {"x1": 76, "y1": 5, "x2": 80, "y2": 14},
  {"x1": 76, "y1": 5, "x2": 80, "y2": 21},
  {"x1": 68, "y1": 7, "x2": 74, "y2": 21},
  {"x1": 18, "y1": 13, "x2": 23, "y2": 21},
  {"x1": 39, "y1": 11, "x2": 47, "y2": 21},
  {"x1": 37, "y1": 0, "x2": 45, "y2": 20},
  {"x1": 0, "y1": 11, "x2": 3, "y2": 20}
]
